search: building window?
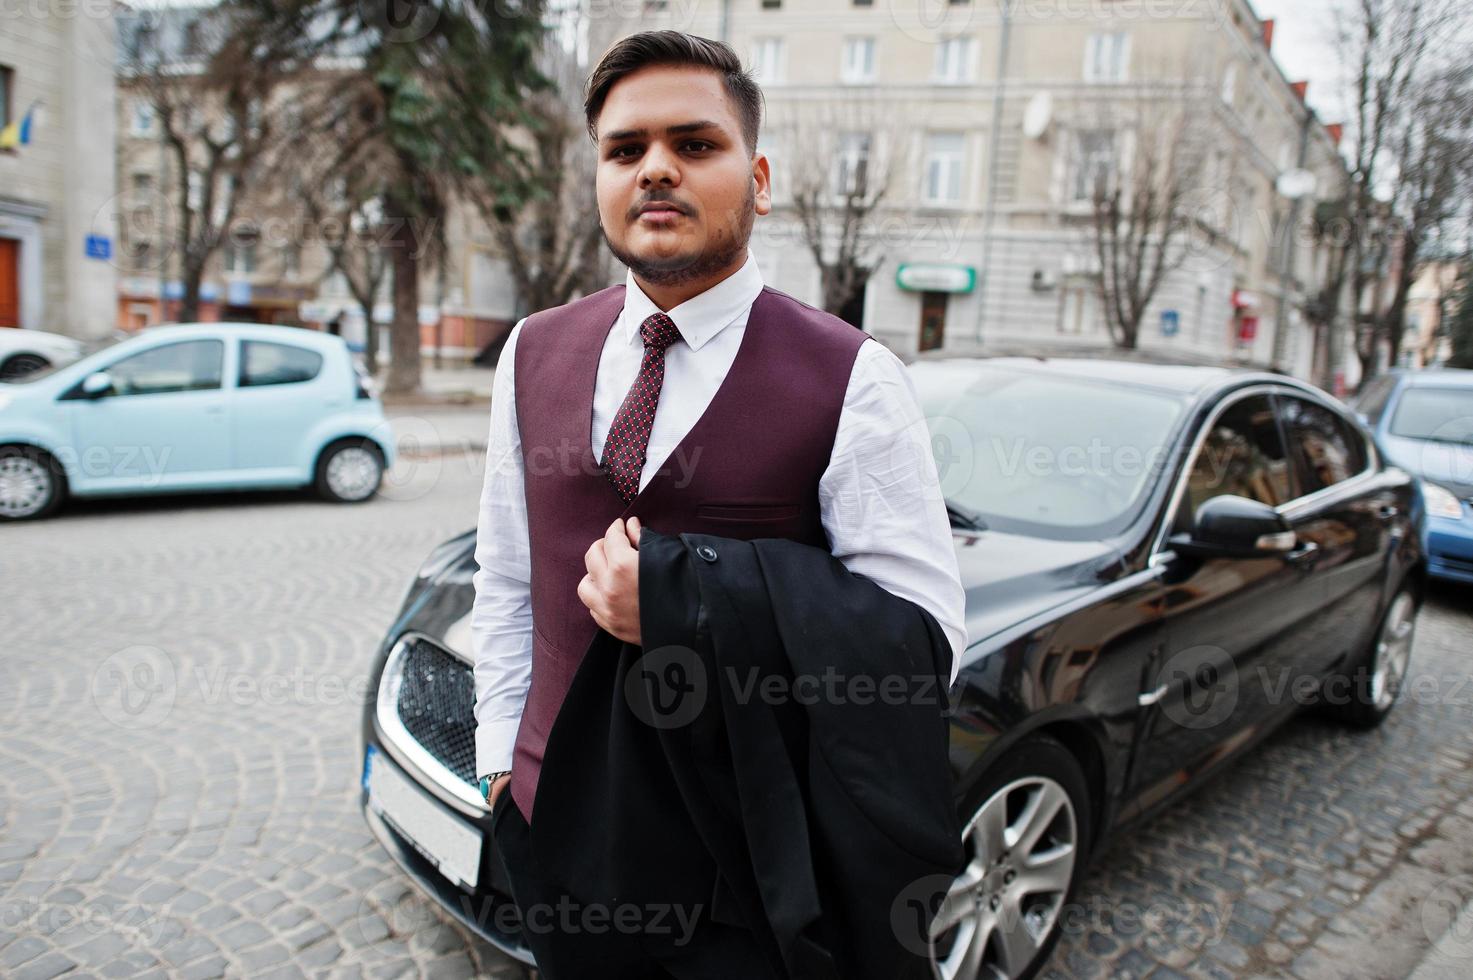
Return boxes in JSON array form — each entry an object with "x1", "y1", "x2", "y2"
[
  {"x1": 923, "y1": 132, "x2": 965, "y2": 205},
  {"x1": 130, "y1": 99, "x2": 156, "y2": 137},
  {"x1": 933, "y1": 37, "x2": 975, "y2": 84},
  {"x1": 0, "y1": 65, "x2": 12, "y2": 134},
  {"x1": 131, "y1": 173, "x2": 154, "y2": 195},
  {"x1": 761, "y1": 0, "x2": 781, "y2": 10},
  {"x1": 282, "y1": 244, "x2": 301, "y2": 278},
  {"x1": 841, "y1": 37, "x2": 876, "y2": 84},
  {"x1": 1068, "y1": 129, "x2": 1116, "y2": 202},
  {"x1": 832, "y1": 131, "x2": 871, "y2": 197},
  {"x1": 750, "y1": 38, "x2": 785, "y2": 84},
  {"x1": 224, "y1": 240, "x2": 257, "y2": 275},
  {"x1": 1084, "y1": 32, "x2": 1131, "y2": 83},
  {"x1": 1221, "y1": 62, "x2": 1239, "y2": 105}
]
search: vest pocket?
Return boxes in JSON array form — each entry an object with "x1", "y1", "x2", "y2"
[{"x1": 696, "y1": 502, "x2": 802, "y2": 523}]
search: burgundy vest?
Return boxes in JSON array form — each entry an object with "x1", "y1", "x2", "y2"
[{"x1": 509, "y1": 284, "x2": 868, "y2": 821}]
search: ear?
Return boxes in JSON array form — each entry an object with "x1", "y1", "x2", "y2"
[{"x1": 753, "y1": 151, "x2": 773, "y2": 217}]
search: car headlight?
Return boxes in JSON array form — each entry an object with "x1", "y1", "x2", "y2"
[{"x1": 1424, "y1": 482, "x2": 1466, "y2": 520}]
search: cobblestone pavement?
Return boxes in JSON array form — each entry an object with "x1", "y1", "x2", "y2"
[{"x1": 3, "y1": 420, "x2": 1473, "y2": 980}]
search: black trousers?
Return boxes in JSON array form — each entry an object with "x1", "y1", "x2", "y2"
[{"x1": 492, "y1": 792, "x2": 777, "y2": 980}]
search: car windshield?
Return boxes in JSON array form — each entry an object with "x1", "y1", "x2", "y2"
[
  {"x1": 913, "y1": 362, "x2": 1187, "y2": 540},
  {"x1": 1389, "y1": 387, "x2": 1473, "y2": 445}
]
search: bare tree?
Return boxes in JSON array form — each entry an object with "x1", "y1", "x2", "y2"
[
  {"x1": 1087, "y1": 92, "x2": 1213, "y2": 350},
  {"x1": 120, "y1": 4, "x2": 307, "y2": 322},
  {"x1": 473, "y1": 87, "x2": 610, "y2": 320},
  {"x1": 1370, "y1": 67, "x2": 1473, "y2": 369},
  {"x1": 1330, "y1": 0, "x2": 1468, "y2": 383},
  {"x1": 778, "y1": 99, "x2": 909, "y2": 325}
]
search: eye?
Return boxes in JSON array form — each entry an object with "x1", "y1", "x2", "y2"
[
  {"x1": 610, "y1": 144, "x2": 641, "y2": 160},
  {"x1": 684, "y1": 140, "x2": 714, "y2": 152}
]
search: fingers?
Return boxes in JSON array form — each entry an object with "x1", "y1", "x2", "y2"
[
  {"x1": 584, "y1": 535, "x2": 609, "y2": 579},
  {"x1": 604, "y1": 518, "x2": 635, "y2": 567},
  {"x1": 627, "y1": 515, "x2": 642, "y2": 546}
]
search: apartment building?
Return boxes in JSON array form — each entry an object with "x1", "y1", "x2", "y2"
[
  {"x1": 0, "y1": 5, "x2": 117, "y2": 338},
  {"x1": 627, "y1": 0, "x2": 1350, "y2": 378}
]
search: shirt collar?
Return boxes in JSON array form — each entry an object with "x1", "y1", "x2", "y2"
[{"x1": 620, "y1": 249, "x2": 765, "y2": 352}]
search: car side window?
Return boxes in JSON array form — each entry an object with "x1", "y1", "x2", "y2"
[
  {"x1": 240, "y1": 341, "x2": 323, "y2": 388},
  {"x1": 105, "y1": 340, "x2": 224, "y2": 396},
  {"x1": 1278, "y1": 395, "x2": 1368, "y2": 494},
  {"x1": 1353, "y1": 374, "x2": 1397, "y2": 424},
  {"x1": 1174, "y1": 394, "x2": 1293, "y2": 533}
]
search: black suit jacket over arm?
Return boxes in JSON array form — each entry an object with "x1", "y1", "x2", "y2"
[{"x1": 528, "y1": 529, "x2": 964, "y2": 979}]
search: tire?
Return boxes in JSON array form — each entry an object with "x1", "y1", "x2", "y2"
[
  {"x1": 0, "y1": 353, "x2": 50, "y2": 381},
  {"x1": 1321, "y1": 586, "x2": 1418, "y2": 728},
  {"x1": 931, "y1": 734, "x2": 1093, "y2": 980},
  {"x1": 0, "y1": 445, "x2": 66, "y2": 521},
  {"x1": 313, "y1": 438, "x2": 384, "y2": 503}
]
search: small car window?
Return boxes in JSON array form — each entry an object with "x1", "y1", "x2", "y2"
[
  {"x1": 1279, "y1": 395, "x2": 1368, "y2": 494},
  {"x1": 105, "y1": 340, "x2": 224, "y2": 396},
  {"x1": 1175, "y1": 394, "x2": 1293, "y2": 533},
  {"x1": 240, "y1": 341, "x2": 323, "y2": 387}
]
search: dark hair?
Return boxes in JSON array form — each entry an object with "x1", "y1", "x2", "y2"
[{"x1": 584, "y1": 30, "x2": 764, "y2": 156}]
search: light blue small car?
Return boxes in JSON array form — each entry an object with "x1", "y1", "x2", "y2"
[
  {"x1": 1352, "y1": 367, "x2": 1473, "y2": 585},
  {"x1": 0, "y1": 323, "x2": 396, "y2": 521}
]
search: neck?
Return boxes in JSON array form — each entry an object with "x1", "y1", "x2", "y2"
[{"x1": 633, "y1": 251, "x2": 748, "y2": 311}]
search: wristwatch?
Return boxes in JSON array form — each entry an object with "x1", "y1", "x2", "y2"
[{"x1": 479, "y1": 771, "x2": 511, "y2": 804}]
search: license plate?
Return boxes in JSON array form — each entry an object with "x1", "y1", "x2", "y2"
[{"x1": 364, "y1": 745, "x2": 482, "y2": 890}]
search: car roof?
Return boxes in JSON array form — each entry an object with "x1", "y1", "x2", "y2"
[
  {"x1": 911, "y1": 354, "x2": 1255, "y2": 397},
  {"x1": 1392, "y1": 368, "x2": 1473, "y2": 389},
  {"x1": 137, "y1": 322, "x2": 344, "y2": 351}
]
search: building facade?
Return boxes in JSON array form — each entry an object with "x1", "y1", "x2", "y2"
[
  {"x1": 626, "y1": 0, "x2": 1351, "y2": 379},
  {"x1": 0, "y1": 4, "x2": 118, "y2": 338}
]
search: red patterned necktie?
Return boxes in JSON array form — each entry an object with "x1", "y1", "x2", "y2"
[{"x1": 601, "y1": 311, "x2": 683, "y2": 502}]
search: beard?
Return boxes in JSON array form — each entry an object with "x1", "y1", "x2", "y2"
[{"x1": 602, "y1": 180, "x2": 756, "y2": 287}]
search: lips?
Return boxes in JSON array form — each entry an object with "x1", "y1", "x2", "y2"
[{"x1": 637, "y1": 201, "x2": 687, "y2": 220}]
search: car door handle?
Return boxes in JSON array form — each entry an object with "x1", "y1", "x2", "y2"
[{"x1": 1284, "y1": 541, "x2": 1320, "y2": 566}]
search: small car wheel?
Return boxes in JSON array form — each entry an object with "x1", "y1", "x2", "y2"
[
  {"x1": 1321, "y1": 586, "x2": 1418, "y2": 728},
  {"x1": 931, "y1": 734, "x2": 1092, "y2": 980},
  {"x1": 0, "y1": 445, "x2": 66, "y2": 521},
  {"x1": 314, "y1": 439, "x2": 384, "y2": 504},
  {"x1": 0, "y1": 354, "x2": 50, "y2": 382}
]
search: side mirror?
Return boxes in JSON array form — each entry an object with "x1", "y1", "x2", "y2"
[
  {"x1": 1168, "y1": 495, "x2": 1296, "y2": 560},
  {"x1": 81, "y1": 372, "x2": 115, "y2": 398}
]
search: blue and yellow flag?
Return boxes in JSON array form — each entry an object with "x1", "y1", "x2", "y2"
[{"x1": 0, "y1": 104, "x2": 38, "y2": 151}]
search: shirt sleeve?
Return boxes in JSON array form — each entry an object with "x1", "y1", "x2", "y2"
[
  {"x1": 472, "y1": 318, "x2": 533, "y2": 776},
  {"x1": 818, "y1": 339, "x2": 968, "y2": 686}
]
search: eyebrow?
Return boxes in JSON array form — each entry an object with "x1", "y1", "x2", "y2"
[{"x1": 600, "y1": 120, "x2": 726, "y2": 145}]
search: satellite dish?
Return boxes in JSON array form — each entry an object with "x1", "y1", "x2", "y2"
[
  {"x1": 1276, "y1": 168, "x2": 1318, "y2": 200},
  {"x1": 1022, "y1": 92, "x2": 1053, "y2": 140}
]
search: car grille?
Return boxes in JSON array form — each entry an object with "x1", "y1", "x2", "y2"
[{"x1": 393, "y1": 638, "x2": 478, "y2": 789}]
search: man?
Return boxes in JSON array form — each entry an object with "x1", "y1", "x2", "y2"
[{"x1": 471, "y1": 29, "x2": 966, "y2": 977}]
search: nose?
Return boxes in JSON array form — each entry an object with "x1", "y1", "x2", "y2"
[{"x1": 638, "y1": 141, "x2": 680, "y2": 189}]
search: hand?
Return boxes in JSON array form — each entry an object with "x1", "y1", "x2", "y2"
[
  {"x1": 486, "y1": 773, "x2": 511, "y2": 808},
  {"x1": 578, "y1": 516, "x2": 643, "y2": 645}
]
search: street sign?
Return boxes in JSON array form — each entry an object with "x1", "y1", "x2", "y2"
[
  {"x1": 896, "y1": 264, "x2": 976, "y2": 294},
  {"x1": 84, "y1": 235, "x2": 111, "y2": 260},
  {"x1": 1161, "y1": 310, "x2": 1180, "y2": 337}
]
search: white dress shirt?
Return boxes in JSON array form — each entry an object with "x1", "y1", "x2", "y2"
[{"x1": 472, "y1": 249, "x2": 967, "y2": 777}]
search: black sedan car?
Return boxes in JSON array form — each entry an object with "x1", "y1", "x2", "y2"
[{"x1": 359, "y1": 357, "x2": 1425, "y2": 980}]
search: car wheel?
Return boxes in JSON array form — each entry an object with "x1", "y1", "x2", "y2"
[
  {"x1": 0, "y1": 445, "x2": 65, "y2": 521},
  {"x1": 1323, "y1": 586, "x2": 1418, "y2": 728},
  {"x1": 931, "y1": 734, "x2": 1092, "y2": 980},
  {"x1": 0, "y1": 354, "x2": 50, "y2": 381},
  {"x1": 315, "y1": 439, "x2": 384, "y2": 503}
]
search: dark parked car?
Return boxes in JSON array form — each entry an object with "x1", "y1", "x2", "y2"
[
  {"x1": 359, "y1": 358, "x2": 1425, "y2": 980},
  {"x1": 1350, "y1": 367, "x2": 1473, "y2": 586}
]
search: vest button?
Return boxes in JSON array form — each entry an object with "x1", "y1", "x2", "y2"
[{"x1": 696, "y1": 545, "x2": 718, "y2": 563}]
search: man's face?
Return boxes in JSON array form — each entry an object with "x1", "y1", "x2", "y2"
[{"x1": 594, "y1": 65, "x2": 771, "y2": 286}]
